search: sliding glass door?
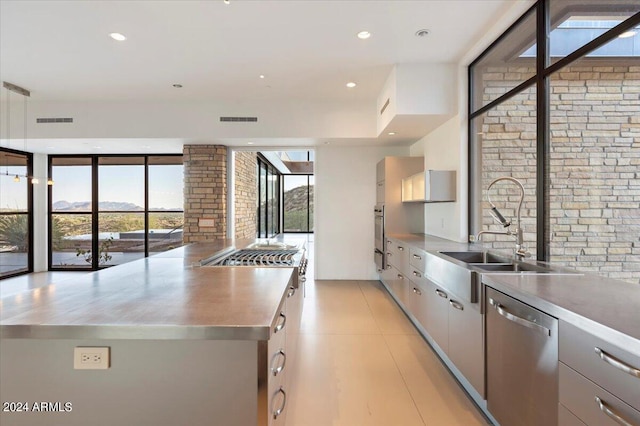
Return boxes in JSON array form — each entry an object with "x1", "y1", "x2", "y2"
[
  {"x1": 0, "y1": 148, "x2": 32, "y2": 278},
  {"x1": 49, "y1": 155, "x2": 184, "y2": 270}
]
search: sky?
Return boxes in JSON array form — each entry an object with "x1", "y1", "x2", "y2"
[{"x1": 50, "y1": 165, "x2": 184, "y2": 210}]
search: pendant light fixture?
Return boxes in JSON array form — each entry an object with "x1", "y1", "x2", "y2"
[{"x1": 2, "y1": 81, "x2": 52, "y2": 185}]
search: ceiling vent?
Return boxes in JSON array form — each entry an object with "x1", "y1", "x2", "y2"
[
  {"x1": 37, "y1": 117, "x2": 73, "y2": 123},
  {"x1": 220, "y1": 116, "x2": 258, "y2": 123}
]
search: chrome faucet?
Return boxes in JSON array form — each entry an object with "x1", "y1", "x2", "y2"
[{"x1": 476, "y1": 176, "x2": 530, "y2": 260}]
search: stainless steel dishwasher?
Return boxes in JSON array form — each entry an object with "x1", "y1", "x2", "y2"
[{"x1": 486, "y1": 287, "x2": 559, "y2": 426}]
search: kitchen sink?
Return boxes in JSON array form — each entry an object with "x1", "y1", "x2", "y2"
[
  {"x1": 439, "y1": 251, "x2": 510, "y2": 264},
  {"x1": 471, "y1": 262, "x2": 551, "y2": 273}
]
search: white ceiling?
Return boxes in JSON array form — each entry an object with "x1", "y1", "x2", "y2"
[{"x1": 0, "y1": 0, "x2": 524, "y2": 152}]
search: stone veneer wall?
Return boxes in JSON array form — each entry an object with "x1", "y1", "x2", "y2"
[
  {"x1": 234, "y1": 151, "x2": 257, "y2": 239},
  {"x1": 183, "y1": 145, "x2": 227, "y2": 243},
  {"x1": 479, "y1": 64, "x2": 640, "y2": 283}
]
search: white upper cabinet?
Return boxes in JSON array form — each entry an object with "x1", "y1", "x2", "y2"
[{"x1": 402, "y1": 170, "x2": 456, "y2": 203}]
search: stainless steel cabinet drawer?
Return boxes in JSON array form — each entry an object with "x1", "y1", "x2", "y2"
[
  {"x1": 409, "y1": 247, "x2": 427, "y2": 273},
  {"x1": 560, "y1": 321, "x2": 640, "y2": 411},
  {"x1": 387, "y1": 239, "x2": 409, "y2": 273},
  {"x1": 384, "y1": 265, "x2": 410, "y2": 308},
  {"x1": 559, "y1": 403, "x2": 586, "y2": 426},
  {"x1": 560, "y1": 362, "x2": 640, "y2": 426}
]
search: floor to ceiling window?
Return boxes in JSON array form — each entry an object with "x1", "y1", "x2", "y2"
[
  {"x1": 49, "y1": 155, "x2": 184, "y2": 270},
  {"x1": 0, "y1": 148, "x2": 33, "y2": 278},
  {"x1": 256, "y1": 155, "x2": 280, "y2": 238},
  {"x1": 470, "y1": 0, "x2": 640, "y2": 282}
]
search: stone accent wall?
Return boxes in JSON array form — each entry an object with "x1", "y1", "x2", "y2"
[
  {"x1": 183, "y1": 145, "x2": 227, "y2": 243},
  {"x1": 479, "y1": 64, "x2": 640, "y2": 283},
  {"x1": 234, "y1": 151, "x2": 257, "y2": 239}
]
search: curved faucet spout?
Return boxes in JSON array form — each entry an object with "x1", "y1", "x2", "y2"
[{"x1": 478, "y1": 176, "x2": 528, "y2": 259}]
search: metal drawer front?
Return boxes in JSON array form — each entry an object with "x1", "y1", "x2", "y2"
[
  {"x1": 560, "y1": 363, "x2": 640, "y2": 426},
  {"x1": 387, "y1": 239, "x2": 409, "y2": 274},
  {"x1": 409, "y1": 247, "x2": 427, "y2": 273},
  {"x1": 559, "y1": 403, "x2": 587, "y2": 426},
  {"x1": 560, "y1": 321, "x2": 640, "y2": 411}
]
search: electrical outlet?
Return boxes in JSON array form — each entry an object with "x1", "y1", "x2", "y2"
[{"x1": 74, "y1": 347, "x2": 110, "y2": 370}]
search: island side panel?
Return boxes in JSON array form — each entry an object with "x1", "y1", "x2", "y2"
[{"x1": 1, "y1": 338, "x2": 258, "y2": 426}]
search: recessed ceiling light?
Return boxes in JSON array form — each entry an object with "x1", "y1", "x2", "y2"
[
  {"x1": 388, "y1": 132, "x2": 396, "y2": 136},
  {"x1": 346, "y1": 82, "x2": 357, "y2": 88},
  {"x1": 109, "y1": 33, "x2": 127, "y2": 41},
  {"x1": 357, "y1": 31, "x2": 371, "y2": 40},
  {"x1": 415, "y1": 29, "x2": 430, "y2": 37},
  {"x1": 93, "y1": 146, "x2": 102, "y2": 149},
  {"x1": 259, "y1": 75, "x2": 265, "y2": 79},
  {"x1": 223, "y1": 0, "x2": 230, "y2": 4},
  {"x1": 247, "y1": 142, "x2": 254, "y2": 145},
  {"x1": 619, "y1": 30, "x2": 637, "y2": 39},
  {"x1": 173, "y1": 84, "x2": 183, "y2": 88}
]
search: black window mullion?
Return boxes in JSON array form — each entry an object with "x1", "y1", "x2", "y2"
[
  {"x1": 144, "y1": 156, "x2": 149, "y2": 257},
  {"x1": 47, "y1": 156, "x2": 53, "y2": 270},
  {"x1": 27, "y1": 151, "x2": 34, "y2": 273},
  {"x1": 536, "y1": 0, "x2": 550, "y2": 261},
  {"x1": 92, "y1": 156, "x2": 99, "y2": 270}
]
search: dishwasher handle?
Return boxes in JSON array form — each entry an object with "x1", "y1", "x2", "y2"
[{"x1": 489, "y1": 298, "x2": 551, "y2": 337}]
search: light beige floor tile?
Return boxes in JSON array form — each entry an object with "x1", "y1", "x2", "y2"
[
  {"x1": 286, "y1": 333, "x2": 425, "y2": 426},
  {"x1": 384, "y1": 334, "x2": 489, "y2": 426},
  {"x1": 358, "y1": 280, "x2": 418, "y2": 335},
  {"x1": 299, "y1": 281, "x2": 380, "y2": 335}
]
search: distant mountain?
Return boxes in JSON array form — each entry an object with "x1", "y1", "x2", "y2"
[
  {"x1": 53, "y1": 201, "x2": 144, "y2": 211},
  {"x1": 283, "y1": 185, "x2": 314, "y2": 212}
]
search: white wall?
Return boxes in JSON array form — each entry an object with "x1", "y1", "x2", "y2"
[
  {"x1": 32, "y1": 153, "x2": 48, "y2": 271},
  {"x1": 315, "y1": 144, "x2": 408, "y2": 280},
  {"x1": 410, "y1": 115, "x2": 467, "y2": 242}
]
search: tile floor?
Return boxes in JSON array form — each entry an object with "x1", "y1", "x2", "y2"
[{"x1": 286, "y1": 279, "x2": 489, "y2": 426}]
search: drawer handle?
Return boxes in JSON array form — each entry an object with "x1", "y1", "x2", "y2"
[
  {"x1": 271, "y1": 350, "x2": 287, "y2": 376},
  {"x1": 489, "y1": 298, "x2": 550, "y2": 337},
  {"x1": 595, "y1": 347, "x2": 640, "y2": 379},
  {"x1": 274, "y1": 312, "x2": 287, "y2": 333},
  {"x1": 397, "y1": 274, "x2": 404, "y2": 280},
  {"x1": 435, "y1": 289, "x2": 448, "y2": 299},
  {"x1": 413, "y1": 254, "x2": 422, "y2": 260},
  {"x1": 387, "y1": 252, "x2": 393, "y2": 257},
  {"x1": 412, "y1": 271, "x2": 422, "y2": 278},
  {"x1": 398, "y1": 246, "x2": 404, "y2": 251},
  {"x1": 595, "y1": 396, "x2": 635, "y2": 426},
  {"x1": 287, "y1": 287, "x2": 295, "y2": 298},
  {"x1": 449, "y1": 300, "x2": 464, "y2": 311},
  {"x1": 273, "y1": 388, "x2": 287, "y2": 419},
  {"x1": 412, "y1": 287, "x2": 422, "y2": 296}
]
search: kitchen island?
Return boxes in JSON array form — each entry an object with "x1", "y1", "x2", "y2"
[{"x1": 0, "y1": 241, "x2": 299, "y2": 426}]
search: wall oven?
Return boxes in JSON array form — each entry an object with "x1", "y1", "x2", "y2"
[{"x1": 374, "y1": 204, "x2": 386, "y2": 271}]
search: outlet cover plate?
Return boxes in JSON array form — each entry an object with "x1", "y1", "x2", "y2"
[{"x1": 74, "y1": 347, "x2": 110, "y2": 370}]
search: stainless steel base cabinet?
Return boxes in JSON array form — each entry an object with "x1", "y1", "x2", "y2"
[{"x1": 486, "y1": 287, "x2": 559, "y2": 426}]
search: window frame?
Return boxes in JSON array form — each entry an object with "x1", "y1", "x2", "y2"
[
  {"x1": 48, "y1": 154, "x2": 183, "y2": 271},
  {"x1": 468, "y1": 0, "x2": 640, "y2": 261},
  {"x1": 0, "y1": 147, "x2": 34, "y2": 279}
]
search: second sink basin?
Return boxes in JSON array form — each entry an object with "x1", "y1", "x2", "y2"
[
  {"x1": 471, "y1": 263, "x2": 550, "y2": 273},
  {"x1": 439, "y1": 251, "x2": 510, "y2": 264}
]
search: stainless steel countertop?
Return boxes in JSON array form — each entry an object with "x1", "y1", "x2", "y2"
[
  {"x1": 1, "y1": 254, "x2": 295, "y2": 341},
  {"x1": 388, "y1": 233, "x2": 640, "y2": 355}
]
